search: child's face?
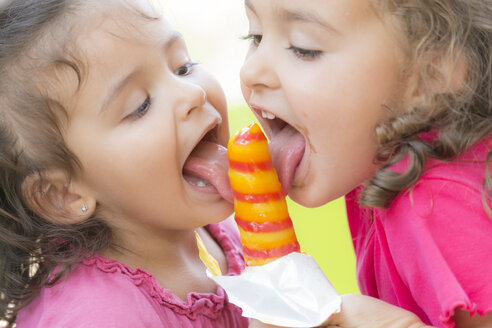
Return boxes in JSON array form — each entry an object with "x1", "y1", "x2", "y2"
[
  {"x1": 60, "y1": 3, "x2": 233, "y2": 232},
  {"x1": 240, "y1": 0, "x2": 406, "y2": 207}
]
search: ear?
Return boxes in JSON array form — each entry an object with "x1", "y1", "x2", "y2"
[
  {"x1": 22, "y1": 170, "x2": 96, "y2": 224},
  {"x1": 406, "y1": 50, "x2": 467, "y2": 105}
]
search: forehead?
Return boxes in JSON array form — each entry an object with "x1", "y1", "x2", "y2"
[
  {"x1": 245, "y1": 0, "x2": 378, "y2": 25},
  {"x1": 37, "y1": 0, "x2": 167, "y2": 109},
  {"x1": 76, "y1": 12, "x2": 167, "y2": 60},
  {"x1": 74, "y1": 0, "x2": 164, "y2": 51}
]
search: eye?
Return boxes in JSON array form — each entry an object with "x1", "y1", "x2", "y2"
[
  {"x1": 288, "y1": 46, "x2": 323, "y2": 60},
  {"x1": 241, "y1": 34, "x2": 262, "y2": 47},
  {"x1": 175, "y1": 62, "x2": 198, "y2": 76},
  {"x1": 128, "y1": 96, "x2": 151, "y2": 119}
]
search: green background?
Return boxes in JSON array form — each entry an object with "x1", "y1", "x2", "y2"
[{"x1": 228, "y1": 104, "x2": 360, "y2": 295}]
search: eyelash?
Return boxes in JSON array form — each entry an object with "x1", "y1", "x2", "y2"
[
  {"x1": 176, "y1": 61, "x2": 198, "y2": 76},
  {"x1": 241, "y1": 33, "x2": 262, "y2": 47},
  {"x1": 130, "y1": 96, "x2": 152, "y2": 119},
  {"x1": 287, "y1": 46, "x2": 322, "y2": 60},
  {"x1": 241, "y1": 34, "x2": 322, "y2": 60},
  {"x1": 125, "y1": 61, "x2": 197, "y2": 121}
]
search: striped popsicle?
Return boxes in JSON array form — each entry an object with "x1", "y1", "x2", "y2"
[{"x1": 228, "y1": 123, "x2": 300, "y2": 266}]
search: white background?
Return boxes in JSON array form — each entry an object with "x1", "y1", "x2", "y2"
[{"x1": 158, "y1": 0, "x2": 250, "y2": 104}]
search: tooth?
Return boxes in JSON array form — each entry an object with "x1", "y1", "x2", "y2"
[
  {"x1": 196, "y1": 180, "x2": 206, "y2": 187},
  {"x1": 261, "y1": 110, "x2": 276, "y2": 120}
]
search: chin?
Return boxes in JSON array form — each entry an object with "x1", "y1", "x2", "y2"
[
  {"x1": 289, "y1": 180, "x2": 352, "y2": 208},
  {"x1": 205, "y1": 202, "x2": 234, "y2": 224},
  {"x1": 288, "y1": 187, "x2": 330, "y2": 208}
]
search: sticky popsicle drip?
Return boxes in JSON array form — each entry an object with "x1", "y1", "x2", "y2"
[
  {"x1": 228, "y1": 123, "x2": 300, "y2": 266},
  {"x1": 195, "y1": 231, "x2": 222, "y2": 276}
]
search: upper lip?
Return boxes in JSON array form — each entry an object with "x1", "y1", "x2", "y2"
[
  {"x1": 184, "y1": 118, "x2": 220, "y2": 166},
  {"x1": 249, "y1": 103, "x2": 287, "y2": 138}
]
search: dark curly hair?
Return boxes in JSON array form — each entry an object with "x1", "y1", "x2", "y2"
[
  {"x1": 0, "y1": 0, "x2": 158, "y2": 325},
  {"x1": 361, "y1": 0, "x2": 492, "y2": 213}
]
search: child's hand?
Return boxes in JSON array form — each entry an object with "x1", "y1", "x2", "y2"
[
  {"x1": 247, "y1": 294, "x2": 434, "y2": 328},
  {"x1": 322, "y1": 294, "x2": 434, "y2": 328}
]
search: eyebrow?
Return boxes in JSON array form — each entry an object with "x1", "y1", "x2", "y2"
[
  {"x1": 99, "y1": 32, "x2": 183, "y2": 115},
  {"x1": 245, "y1": 0, "x2": 340, "y2": 35}
]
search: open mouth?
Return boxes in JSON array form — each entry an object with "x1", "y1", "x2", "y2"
[
  {"x1": 251, "y1": 105, "x2": 307, "y2": 194},
  {"x1": 182, "y1": 122, "x2": 233, "y2": 202}
]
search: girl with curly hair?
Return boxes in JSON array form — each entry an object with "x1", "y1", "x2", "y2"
[{"x1": 240, "y1": 0, "x2": 492, "y2": 327}]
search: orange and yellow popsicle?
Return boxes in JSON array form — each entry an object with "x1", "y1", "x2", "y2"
[{"x1": 228, "y1": 123, "x2": 300, "y2": 266}]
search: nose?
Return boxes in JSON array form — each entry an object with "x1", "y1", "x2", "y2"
[
  {"x1": 240, "y1": 44, "x2": 280, "y2": 91},
  {"x1": 176, "y1": 81, "x2": 207, "y2": 121}
]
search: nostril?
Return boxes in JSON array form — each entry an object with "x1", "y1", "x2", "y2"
[{"x1": 180, "y1": 87, "x2": 207, "y2": 120}]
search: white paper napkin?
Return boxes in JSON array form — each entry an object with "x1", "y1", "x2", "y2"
[{"x1": 208, "y1": 252, "x2": 341, "y2": 327}]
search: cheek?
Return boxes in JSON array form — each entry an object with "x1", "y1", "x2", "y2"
[
  {"x1": 85, "y1": 120, "x2": 177, "y2": 179},
  {"x1": 240, "y1": 82, "x2": 252, "y2": 103},
  {"x1": 286, "y1": 57, "x2": 398, "y2": 129},
  {"x1": 200, "y1": 75, "x2": 230, "y2": 144},
  {"x1": 200, "y1": 74, "x2": 227, "y2": 114},
  {"x1": 282, "y1": 71, "x2": 331, "y2": 123},
  {"x1": 210, "y1": 78, "x2": 227, "y2": 106},
  {"x1": 88, "y1": 136, "x2": 181, "y2": 210}
]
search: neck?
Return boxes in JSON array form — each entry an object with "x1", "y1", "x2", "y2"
[{"x1": 101, "y1": 226, "x2": 203, "y2": 274}]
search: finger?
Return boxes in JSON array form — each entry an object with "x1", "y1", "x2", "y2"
[{"x1": 321, "y1": 313, "x2": 343, "y2": 327}]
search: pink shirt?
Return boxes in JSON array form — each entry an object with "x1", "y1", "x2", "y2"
[
  {"x1": 346, "y1": 135, "x2": 492, "y2": 328},
  {"x1": 17, "y1": 218, "x2": 249, "y2": 328}
]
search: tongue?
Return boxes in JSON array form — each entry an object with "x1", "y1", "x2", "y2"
[
  {"x1": 183, "y1": 141, "x2": 233, "y2": 203},
  {"x1": 268, "y1": 125, "x2": 306, "y2": 195}
]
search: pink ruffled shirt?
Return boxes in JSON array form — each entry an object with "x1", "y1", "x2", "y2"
[
  {"x1": 17, "y1": 217, "x2": 249, "y2": 328},
  {"x1": 346, "y1": 135, "x2": 492, "y2": 328}
]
